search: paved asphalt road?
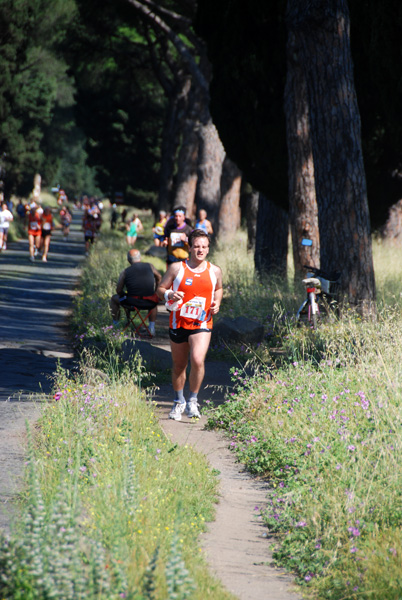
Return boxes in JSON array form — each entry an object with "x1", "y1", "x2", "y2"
[{"x1": 0, "y1": 209, "x2": 85, "y2": 531}]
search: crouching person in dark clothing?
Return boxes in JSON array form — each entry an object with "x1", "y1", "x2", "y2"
[{"x1": 110, "y1": 249, "x2": 161, "y2": 336}]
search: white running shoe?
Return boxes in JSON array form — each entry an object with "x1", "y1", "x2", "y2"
[
  {"x1": 186, "y1": 400, "x2": 201, "y2": 418},
  {"x1": 29, "y1": 255, "x2": 35, "y2": 262},
  {"x1": 169, "y1": 401, "x2": 186, "y2": 421}
]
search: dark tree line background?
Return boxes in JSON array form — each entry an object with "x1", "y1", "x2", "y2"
[{"x1": 1, "y1": 0, "x2": 402, "y2": 308}]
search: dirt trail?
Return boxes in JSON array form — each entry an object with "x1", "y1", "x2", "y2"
[
  {"x1": 152, "y1": 310, "x2": 300, "y2": 599},
  {"x1": 0, "y1": 222, "x2": 300, "y2": 599}
]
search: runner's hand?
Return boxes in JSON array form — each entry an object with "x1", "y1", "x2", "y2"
[
  {"x1": 210, "y1": 301, "x2": 220, "y2": 315},
  {"x1": 169, "y1": 290, "x2": 185, "y2": 302}
]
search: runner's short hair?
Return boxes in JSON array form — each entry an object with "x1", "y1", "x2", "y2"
[{"x1": 188, "y1": 229, "x2": 210, "y2": 247}]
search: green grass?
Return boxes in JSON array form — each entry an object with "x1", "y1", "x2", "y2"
[
  {"x1": 205, "y1": 236, "x2": 402, "y2": 599},
  {"x1": 0, "y1": 366, "x2": 234, "y2": 599},
  {"x1": 0, "y1": 212, "x2": 236, "y2": 599},
  {"x1": 70, "y1": 217, "x2": 166, "y2": 379},
  {"x1": 5, "y1": 214, "x2": 402, "y2": 599}
]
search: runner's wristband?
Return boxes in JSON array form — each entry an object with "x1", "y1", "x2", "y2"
[{"x1": 164, "y1": 290, "x2": 171, "y2": 302}]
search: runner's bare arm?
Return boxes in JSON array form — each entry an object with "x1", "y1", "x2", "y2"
[
  {"x1": 211, "y1": 265, "x2": 223, "y2": 314},
  {"x1": 156, "y1": 263, "x2": 184, "y2": 301}
]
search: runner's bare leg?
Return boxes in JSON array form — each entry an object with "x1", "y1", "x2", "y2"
[
  {"x1": 188, "y1": 332, "x2": 211, "y2": 394},
  {"x1": 170, "y1": 340, "x2": 189, "y2": 392}
]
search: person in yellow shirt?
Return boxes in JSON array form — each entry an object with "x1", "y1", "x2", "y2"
[
  {"x1": 162, "y1": 206, "x2": 193, "y2": 266},
  {"x1": 152, "y1": 210, "x2": 167, "y2": 246}
]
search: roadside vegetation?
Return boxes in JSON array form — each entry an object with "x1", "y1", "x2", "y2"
[
  {"x1": 2, "y1": 212, "x2": 402, "y2": 599},
  {"x1": 208, "y1": 235, "x2": 402, "y2": 599},
  {"x1": 0, "y1": 208, "x2": 235, "y2": 600}
]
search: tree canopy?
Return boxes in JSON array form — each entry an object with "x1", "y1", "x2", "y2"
[
  {"x1": 1, "y1": 0, "x2": 402, "y2": 228},
  {"x1": 195, "y1": 0, "x2": 402, "y2": 229},
  {"x1": 0, "y1": 0, "x2": 85, "y2": 197}
]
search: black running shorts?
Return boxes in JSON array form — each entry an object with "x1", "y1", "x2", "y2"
[{"x1": 169, "y1": 327, "x2": 211, "y2": 344}]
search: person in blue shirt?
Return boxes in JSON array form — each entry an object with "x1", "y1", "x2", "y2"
[{"x1": 195, "y1": 209, "x2": 213, "y2": 235}]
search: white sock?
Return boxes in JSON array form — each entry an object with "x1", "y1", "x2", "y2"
[{"x1": 149, "y1": 322, "x2": 155, "y2": 334}]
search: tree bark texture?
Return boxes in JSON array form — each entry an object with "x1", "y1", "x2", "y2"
[
  {"x1": 243, "y1": 186, "x2": 259, "y2": 252},
  {"x1": 173, "y1": 85, "x2": 199, "y2": 220},
  {"x1": 255, "y1": 194, "x2": 289, "y2": 278},
  {"x1": 218, "y1": 156, "x2": 241, "y2": 240},
  {"x1": 287, "y1": 0, "x2": 376, "y2": 314},
  {"x1": 195, "y1": 114, "x2": 226, "y2": 232},
  {"x1": 284, "y1": 25, "x2": 320, "y2": 277},
  {"x1": 157, "y1": 78, "x2": 189, "y2": 212}
]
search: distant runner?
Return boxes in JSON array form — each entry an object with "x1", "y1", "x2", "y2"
[
  {"x1": 126, "y1": 215, "x2": 138, "y2": 246},
  {"x1": 28, "y1": 204, "x2": 42, "y2": 262},
  {"x1": 59, "y1": 206, "x2": 72, "y2": 240},
  {"x1": 162, "y1": 206, "x2": 193, "y2": 266},
  {"x1": 0, "y1": 200, "x2": 14, "y2": 251},
  {"x1": 82, "y1": 212, "x2": 97, "y2": 256},
  {"x1": 40, "y1": 206, "x2": 54, "y2": 262},
  {"x1": 195, "y1": 209, "x2": 213, "y2": 235},
  {"x1": 157, "y1": 229, "x2": 223, "y2": 421},
  {"x1": 152, "y1": 210, "x2": 167, "y2": 246}
]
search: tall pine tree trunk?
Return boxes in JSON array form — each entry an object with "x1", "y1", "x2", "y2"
[
  {"x1": 243, "y1": 185, "x2": 259, "y2": 252},
  {"x1": 173, "y1": 85, "x2": 199, "y2": 220},
  {"x1": 287, "y1": 0, "x2": 375, "y2": 314},
  {"x1": 255, "y1": 194, "x2": 289, "y2": 278},
  {"x1": 158, "y1": 78, "x2": 190, "y2": 212},
  {"x1": 195, "y1": 112, "x2": 226, "y2": 232},
  {"x1": 218, "y1": 156, "x2": 241, "y2": 240},
  {"x1": 285, "y1": 23, "x2": 319, "y2": 277}
]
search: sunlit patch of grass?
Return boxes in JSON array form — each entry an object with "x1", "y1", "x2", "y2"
[
  {"x1": 0, "y1": 365, "x2": 235, "y2": 599},
  {"x1": 70, "y1": 226, "x2": 165, "y2": 350},
  {"x1": 205, "y1": 235, "x2": 402, "y2": 598}
]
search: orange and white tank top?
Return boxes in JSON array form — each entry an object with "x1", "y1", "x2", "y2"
[
  {"x1": 170, "y1": 261, "x2": 217, "y2": 330},
  {"x1": 28, "y1": 212, "x2": 42, "y2": 232}
]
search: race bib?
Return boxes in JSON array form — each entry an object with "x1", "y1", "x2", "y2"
[
  {"x1": 43, "y1": 222, "x2": 51, "y2": 230},
  {"x1": 180, "y1": 296, "x2": 206, "y2": 320},
  {"x1": 155, "y1": 225, "x2": 164, "y2": 235},
  {"x1": 170, "y1": 232, "x2": 184, "y2": 247},
  {"x1": 30, "y1": 222, "x2": 39, "y2": 230}
]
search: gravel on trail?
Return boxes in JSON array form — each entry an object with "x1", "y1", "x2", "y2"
[{"x1": 0, "y1": 215, "x2": 300, "y2": 599}]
